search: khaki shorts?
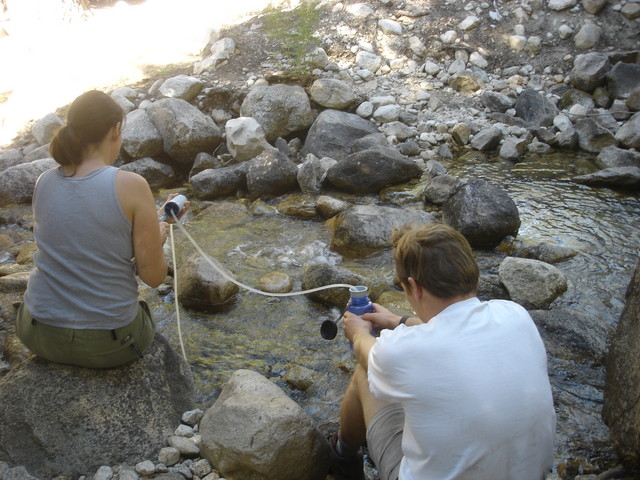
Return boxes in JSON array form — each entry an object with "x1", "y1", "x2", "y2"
[
  {"x1": 16, "y1": 300, "x2": 155, "y2": 369},
  {"x1": 366, "y1": 403, "x2": 404, "y2": 480}
]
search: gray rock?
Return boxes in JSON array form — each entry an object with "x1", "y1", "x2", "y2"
[
  {"x1": 351, "y1": 133, "x2": 389, "y2": 152},
  {"x1": 574, "y1": 117, "x2": 617, "y2": 153},
  {"x1": 189, "y1": 152, "x2": 221, "y2": 179},
  {"x1": 531, "y1": 308, "x2": 613, "y2": 361},
  {"x1": 297, "y1": 154, "x2": 337, "y2": 194},
  {"x1": 423, "y1": 174, "x2": 463, "y2": 205},
  {"x1": 379, "y1": 122, "x2": 415, "y2": 142},
  {"x1": 31, "y1": 112, "x2": 63, "y2": 146},
  {"x1": 499, "y1": 137, "x2": 527, "y2": 161},
  {"x1": 225, "y1": 117, "x2": 270, "y2": 162},
  {"x1": 515, "y1": 241, "x2": 580, "y2": 264},
  {"x1": 596, "y1": 146, "x2": 640, "y2": 169},
  {"x1": 147, "y1": 98, "x2": 223, "y2": 165},
  {"x1": 240, "y1": 84, "x2": 314, "y2": 142},
  {"x1": 556, "y1": 128, "x2": 578, "y2": 149},
  {"x1": 498, "y1": 257, "x2": 568, "y2": 309},
  {"x1": 569, "y1": 52, "x2": 611, "y2": 93},
  {"x1": 301, "y1": 262, "x2": 367, "y2": 308},
  {"x1": 194, "y1": 38, "x2": 236, "y2": 75},
  {"x1": 159, "y1": 75, "x2": 204, "y2": 101},
  {"x1": 603, "y1": 261, "x2": 640, "y2": 464},
  {"x1": 246, "y1": 149, "x2": 299, "y2": 198},
  {"x1": 0, "y1": 149, "x2": 23, "y2": 172},
  {"x1": 0, "y1": 334, "x2": 193, "y2": 479},
  {"x1": 559, "y1": 88, "x2": 596, "y2": 111},
  {"x1": 470, "y1": 127, "x2": 503, "y2": 151},
  {"x1": 373, "y1": 104, "x2": 402, "y2": 123},
  {"x1": 121, "y1": 109, "x2": 164, "y2": 159},
  {"x1": 301, "y1": 109, "x2": 379, "y2": 161},
  {"x1": 112, "y1": 94, "x2": 136, "y2": 114},
  {"x1": 168, "y1": 435, "x2": 199, "y2": 456},
  {"x1": 283, "y1": 364, "x2": 321, "y2": 391},
  {"x1": 5, "y1": 466, "x2": 40, "y2": 480},
  {"x1": 326, "y1": 146, "x2": 422, "y2": 193},
  {"x1": 0, "y1": 158, "x2": 57, "y2": 205},
  {"x1": 574, "y1": 22, "x2": 601, "y2": 50},
  {"x1": 606, "y1": 62, "x2": 640, "y2": 100},
  {"x1": 582, "y1": 0, "x2": 607, "y2": 14},
  {"x1": 356, "y1": 51, "x2": 382, "y2": 72},
  {"x1": 199, "y1": 369, "x2": 329, "y2": 480},
  {"x1": 451, "y1": 122, "x2": 472, "y2": 145},
  {"x1": 190, "y1": 163, "x2": 248, "y2": 199},
  {"x1": 182, "y1": 409, "x2": 204, "y2": 427},
  {"x1": 308, "y1": 79, "x2": 356, "y2": 109},
  {"x1": 158, "y1": 447, "x2": 181, "y2": 467},
  {"x1": 316, "y1": 195, "x2": 349, "y2": 218},
  {"x1": 120, "y1": 158, "x2": 175, "y2": 189},
  {"x1": 176, "y1": 253, "x2": 240, "y2": 310},
  {"x1": 481, "y1": 91, "x2": 516, "y2": 113},
  {"x1": 615, "y1": 112, "x2": 640, "y2": 149},
  {"x1": 442, "y1": 178, "x2": 521, "y2": 248},
  {"x1": 548, "y1": 0, "x2": 577, "y2": 10},
  {"x1": 514, "y1": 88, "x2": 558, "y2": 126},
  {"x1": 571, "y1": 166, "x2": 640, "y2": 188},
  {"x1": 329, "y1": 205, "x2": 437, "y2": 255},
  {"x1": 448, "y1": 70, "x2": 485, "y2": 93}
]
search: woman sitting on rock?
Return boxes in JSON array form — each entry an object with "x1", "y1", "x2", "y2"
[{"x1": 16, "y1": 90, "x2": 185, "y2": 368}]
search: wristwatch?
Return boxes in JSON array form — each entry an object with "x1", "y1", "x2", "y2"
[{"x1": 399, "y1": 315, "x2": 410, "y2": 325}]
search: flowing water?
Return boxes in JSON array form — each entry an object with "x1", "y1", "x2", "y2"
[{"x1": 140, "y1": 150, "x2": 639, "y2": 472}]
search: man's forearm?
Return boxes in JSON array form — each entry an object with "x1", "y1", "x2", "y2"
[{"x1": 352, "y1": 331, "x2": 376, "y2": 371}]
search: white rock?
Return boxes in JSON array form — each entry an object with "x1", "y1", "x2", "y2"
[
  {"x1": 346, "y1": 3, "x2": 375, "y2": 16},
  {"x1": 373, "y1": 104, "x2": 402, "y2": 123},
  {"x1": 440, "y1": 30, "x2": 458, "y2": 43},
  {"x1": 553, "y1": 114, "x2": 574, "y2": 132},
  {"x1": 174, "y1": 423, "x2": 195, "y2": 437},
  {"x1": 458, "y1": 15, "x2": 481, "y2": 30},
  {"x1": 470, "y1": 52, "x2": 488, "y2": 68},
  {"x1": 93, "y1": 466, "x2": 113, "y2": 480},
  {"x1": 509, "y1": 35, "x2": 527, "y2": 52},
  {"x1": 558, "y1": 24, "x2": 574, "y2": 39},
  {"x1": 424, "y1": 61, "x2": 441, "y2": 76},
  {"x1": 378, "y1": 18, "x2": 403, "y2": 35},
  {"x1": 356, "y1": 102, "x2": 374, "y2": 117},
  {"x1": 135, "y1": 460, "x2": 155, "y2": 476}
]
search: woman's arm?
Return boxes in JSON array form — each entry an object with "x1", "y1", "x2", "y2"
[{"x1": 116, "y1": 170, "x2": 168, "y2": 288}]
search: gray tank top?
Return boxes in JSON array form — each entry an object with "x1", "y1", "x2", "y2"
[{"x1": 24, "y1": 166, "x2": 139, "y2": 329}]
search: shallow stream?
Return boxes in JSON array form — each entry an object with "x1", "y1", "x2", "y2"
[{"x1": 140, "y1": 150, "x2": 639, "y2": 472}]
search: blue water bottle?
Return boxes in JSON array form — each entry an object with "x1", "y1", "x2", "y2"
[{"x1": 347, "y1": 286, "x2": 378, "y2": 337}]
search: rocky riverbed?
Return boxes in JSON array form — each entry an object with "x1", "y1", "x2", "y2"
[{"x1": 0, "y1": 0, "x2": 639, "y2": 478}]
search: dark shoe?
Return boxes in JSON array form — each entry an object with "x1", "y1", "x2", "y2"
[{"x1": 327, "y1": 432, "x2": 365, "y2": 480}]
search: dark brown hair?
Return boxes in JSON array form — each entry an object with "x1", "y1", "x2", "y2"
[
  {"x1": 393, "y1": 223, "x2": 479, "y2": 299},
  {"x1": 49, "y1": 90, "x2": 124, "y2": 168}
]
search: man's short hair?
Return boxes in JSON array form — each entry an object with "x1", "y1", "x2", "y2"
[{"x1": 393, "y1": 223, "x2": 479, "y2": 299}]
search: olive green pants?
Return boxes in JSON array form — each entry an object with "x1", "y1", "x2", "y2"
[{"x1": 16, "y1": 300, "x2": 155, "y2": 369}]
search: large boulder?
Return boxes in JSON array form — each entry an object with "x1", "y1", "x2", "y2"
[
  {"x1": 606, "y1": 62, "x2": 640, "y2": 99},
  {"x1": 297, "y1": 154, "x2": 337, "y2": 194},
  {"x1": 31, "y1": 113, "x2": 63, "y2": 146},
  {"x1": 300, "y1": 109, "x2": 379, "y2": 161},
  {"x1": 120, "y1": 157, "x2": 175, "y2": 189},
  {"x1": 514, "y1": 88, "x2": 558, "y2": 127},
  {"x1": 328, "y1": 205, "x2": 437, "y2": 256},
  {"x1": 246, "y1": 149, "x2": 299, "y2": 198},
  {"x1": 176, "y1": 253, "x2": 240, "y2": 310},
  {"x1": 0, "y1": 334, "x2": 194, "y2": 479},
  {"x1": 442, "y1": 179, "x2": 521, "y2": 248},
  {"x1": 199, "y1": 369, "x2": 329, "y2": 480},
  {"x1": 225, "y1": 117, "x2": 270, "y2": 162},
  {"x1": 190, "y1": 163, "x2": 249, "y2": 199},
  {"x1": 158, "y1": 75, "x2": 204, "y2": 101},
  {"x1": 0, "y1": 158, "x2": 57, "y2": 206},
  {"x1": 571, "y1": 166, "x2": 640, "y2": 189},
  {"x1": 121, "y1": 109, "x2": 164, "y2": 159},
  {"x1": 146, "y1": 98, "x2": 223, "y2": 165},
  {"x1": 308, "y1": 78, "x2": 357, "y2": 109},
  {"x1": 615, "y1": 112, "x2": 640, "y2": 149},
  {"x1": 574, "y1": 117, "x2": 617, "y2": 153},
  {"x1": 240, "y1": 84, "x2": 314, "y2": 142},
  {"x1": 596, "y1": 146, "x2": 640, "y2": 169},
  {"x1": 301, "y1": 262, "x2": 368, "y2": 308},
  {"x1": 569, "y1": 52, "x2": 611, "y2": 93},
  {"x1": 498, "y1": 257, "x2": 568, "y2": 309},
  {"x1": 325, "y1": 146, "x2": 422, "y2": 193},
  {"x1": 603, "y1": 260, "x2": 640, "y2": 466}
]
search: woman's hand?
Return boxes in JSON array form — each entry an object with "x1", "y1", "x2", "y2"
[{"x1": 158, "y1": 193, "x2": 191, "y2": 223}]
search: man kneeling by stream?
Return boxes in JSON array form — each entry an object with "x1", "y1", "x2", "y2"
[{"x1": 328, "y1": 224, "x2": 556, "y2": 480}]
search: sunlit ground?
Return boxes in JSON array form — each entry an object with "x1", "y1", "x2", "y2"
[{"x1": 0, "y1": 0, "x2": 285, "y2": 147}]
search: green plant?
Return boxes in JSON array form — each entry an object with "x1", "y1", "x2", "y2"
[{"x1": 262, "y1": 0, "x2": 322, "y2": 74}]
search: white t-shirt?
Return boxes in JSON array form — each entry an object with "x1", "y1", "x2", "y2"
[{"x1": 368, "y1": 297, "x2": 556, "y2": 480}]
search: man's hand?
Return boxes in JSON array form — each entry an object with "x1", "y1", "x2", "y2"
[
  {"x1": 344, "y1": 311, "x2": 376, "y2": 370},
  {"x1": 362, "y1": 303, "x2": 404, "y2": 330}
]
